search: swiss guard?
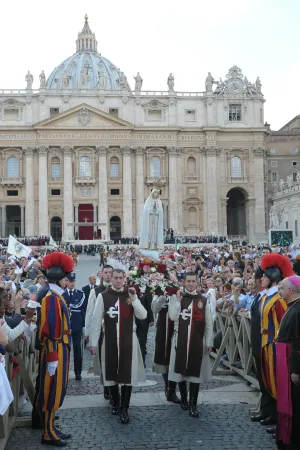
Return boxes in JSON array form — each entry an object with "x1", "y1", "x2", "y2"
[
  {"x1": 36, "y1": 252, "x2": 74, "y2": 447},
  {"x1": 63, "y1": 273, "x2": 85, "y2": 381}
]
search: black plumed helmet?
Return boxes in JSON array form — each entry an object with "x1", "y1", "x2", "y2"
[{"x1": 263, "y1": 267, "x2": 283, "y2": 284}]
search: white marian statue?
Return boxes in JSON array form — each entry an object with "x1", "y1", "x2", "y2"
[
  {"x1": 25, "y1": 71, "x2": 33, "y2": 89},
  {"x1": 140, "y1": 187, "x2": 164, "y2": 250}
]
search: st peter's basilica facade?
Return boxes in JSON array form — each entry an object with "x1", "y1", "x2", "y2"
[{"x1": 0, "y1": 16, "x2": 268, "y2": 242}]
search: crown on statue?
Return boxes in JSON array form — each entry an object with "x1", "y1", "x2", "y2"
[{"x1": 152, "y1": 179, "x2": 164, "y2": 190}]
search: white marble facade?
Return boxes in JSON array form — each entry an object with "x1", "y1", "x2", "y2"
[{"x1": 0, "y1": 16, "x2": 268, "y2": 242}]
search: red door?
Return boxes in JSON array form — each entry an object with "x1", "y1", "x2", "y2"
[{"x1": 78, "y1": 204, "x2": 94, "y2": 240}]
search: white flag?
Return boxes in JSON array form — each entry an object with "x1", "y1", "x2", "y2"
[
  {"x1": 49, "y1": 235, "x2": 58, "y2": 247},
  {"x1": 7, "y1": 235, "x2": 32, "y2": 258}
]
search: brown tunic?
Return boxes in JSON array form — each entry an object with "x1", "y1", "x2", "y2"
[
  {"x1": 175, "y1": 293, "x2": 207, "y2": 378},
  {"x1": 102, "y1": 287, "x2": 134, "y2": 384},
  {"x1": 154, "y1": 300, "x2": 174, "y2": 366}
]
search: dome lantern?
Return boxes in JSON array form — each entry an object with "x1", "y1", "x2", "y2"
[{"x1": 76, "y1": 14, "x2": 98, "y2": 53}]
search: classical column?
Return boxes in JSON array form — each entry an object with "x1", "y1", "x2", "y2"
[
  {"x1": 247, "y1": 198, "x2": 256, "y2": 242},
  {"x1": 96, "y1": 146, "x2": 108, "y2": 240},
  {"x1": 74, "y1": 205, "x2": 79, "y2": 238},
  {"x1": 24, "y1": 147, "x2": 35, "y2": 236},
  {"x1": 176, "y1": 148, "x2": 183, "y2": 234},
  {"x1": 221, "y1": 198, "x2": 228, "y2": 236},
  {"x1": 205, "y1": 148, "x2": 220, "y2": 233},
  {"x1": 135, "y1": 147, "x2": 145, "y2": 236},
  {"x1": 62, "y1": 146, "x2": 74, "y2": 241},
  {"x1": 38, "y1": 146, "x2": 49, "y2": 235},
  {"x1": 168, "y1": 147, "x2": 178, "y2": 232},
  {"x1": 93, "y1": 204, "x2": 97, "y2": 236},
  {"x1": 21, "y1": 206, "x2": 25, "y2": 237},
  {"x1": 1, "y1": 206, "x2": 6, "y2": 237},
  {"x1": 252, "y1": 148, "x2": 266, "y2": 239},
  {"x1": 122, "y1": 146, "x2": 133, "y2": 237}
]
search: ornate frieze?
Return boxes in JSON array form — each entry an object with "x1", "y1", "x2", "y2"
[{"x1": 252, "y1": 147, "x2": 265, "y2": 158}]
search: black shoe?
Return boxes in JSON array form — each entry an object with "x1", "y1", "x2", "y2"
[
  {"x1": 109, "y1": 385, "x2": 120, "y2": 416},
  {"x1": 189, "y1": 403, "x2": 199, "y2": 418},
  {"x1": 75, "y1": 374, "x2": 82, "y2": 381},
  {"x1": 266, "y1": 426, "x2": 276, "y2": 434},
  {"x1": 59, "y1": 433, "x2": 71, "y2": 440},
  {"x1": 104, "y1": 386, "x2": 110, "y2": 400},
  {"x1": 120, "y1": 408, "x2": 130, "y2": 424},
  {"x1": 166, "y1": 381, "x2": 181, "y2": 404},
  {"x1": 41, "y1": 439, "x2": 68, "y2": 447},
  {"x1": 120, "y1": 386, "x2": 132, "y2": 424},
  {"x1": 261, "y1": 417, "x2": 276, "y2": 426},
  {"x1": 188, "y1": 383, "x2": 200, "y2": 418},
  {"x1": 166, "y1": 391, "x2": 181, "y2": 404},
  {"x1": 178, "y1": 381, "x2": 188, "y2": 411},
  {"x1": 251, "y1": 414, "x2": 267, "y2": 422}
]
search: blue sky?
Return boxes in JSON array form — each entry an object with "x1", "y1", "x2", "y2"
[{"x1": 1, "y1": 0, "x2": 298, "y2": 129}]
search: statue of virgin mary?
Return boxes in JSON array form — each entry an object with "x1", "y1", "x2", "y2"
[{"x1": 140, "y1": 187, "x2": 164, "y2": 250}]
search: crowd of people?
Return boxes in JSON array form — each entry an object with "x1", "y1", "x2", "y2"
[{"x1": 1, "y1": 241, "x2": 300, "y2": 448}]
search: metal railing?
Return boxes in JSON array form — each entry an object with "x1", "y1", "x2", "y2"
[{"x1": 0, "y1": 330, "x2": 38, "y2": 450}]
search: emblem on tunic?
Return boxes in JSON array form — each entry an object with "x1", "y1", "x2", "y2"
[
  {"x1": 126, "y1": 298, "x2": 132, "y2": 305},
  {"x1": 197, "y1": 300, "x2": 203, "y2": 309}
]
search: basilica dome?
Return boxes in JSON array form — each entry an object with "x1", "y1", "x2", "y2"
[{"x1": 47, "y1": 15, "x2": 130, "y2": 91}]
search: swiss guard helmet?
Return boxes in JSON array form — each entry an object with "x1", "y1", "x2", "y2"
[
  {"x1": 261, "y1": 253, "x2": 294, "y2": 288},
  {"x1": 41, "y1": 252, "x2": 74, "y2": 283}
]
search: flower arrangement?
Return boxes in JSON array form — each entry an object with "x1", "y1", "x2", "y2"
[{"x1": 126, "y1": 261, "x2": 180, "y2": 296}]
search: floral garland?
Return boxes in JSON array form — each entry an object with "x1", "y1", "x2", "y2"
[{"x1": 126, "y1": 263, "x2": 179, "y2": 296}]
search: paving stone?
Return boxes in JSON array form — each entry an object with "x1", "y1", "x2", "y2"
[{"x1": 6, "y1": 404, "x2": 276, "y2": 450}]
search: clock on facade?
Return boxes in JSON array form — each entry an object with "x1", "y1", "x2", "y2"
[{"x1": 227, "y1": 78, "x2": 244, "y2": 94}]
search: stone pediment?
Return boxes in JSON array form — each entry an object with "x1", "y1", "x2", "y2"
[{"x1": 34, "y1": 104, "x2": 133, "y2": 129}]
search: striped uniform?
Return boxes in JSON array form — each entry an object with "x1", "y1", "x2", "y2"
[
  {"x1": 260, "y1": 288, "x2": 287, "y2": 399},
  {"x1": 36, "y1": 287, "x2": 71, "y2": 442}
]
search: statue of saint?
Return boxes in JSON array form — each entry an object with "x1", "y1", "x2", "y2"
[
  {"x1": 61, "y1": 72, "x2": 70, "y2": 88},
  {"x1": 255, "y1": 77, "x2": 262, "y2": 94},
  {"x1": 296, "y1": 172, "x2": 300, "y2": 183},
  {"x1": 134, "y1": 72, "x2": 143, "y2": 91},
  {"x1": 167, "y1": 73, "x2": 174, "y2": 91},
  {"x1": 118, "y1": 71, "x2": 128, "y2": 90},
  {"x1": 269, "y1": 204, "x2": 280, "y2": 229},
  {"x1": 81, "y1": 70, "x2": 87, "y2": 86},
  {"x1": 39, "y1": 70, "x2": 46, "y2": 89},
  {"x1": 25, "y1": 71, "x2": 33, "y2": 89},
  {"x1": 287, "y1": 174, "x2": 293, "y2": 187},
  {"x1": 205, "y1": 72, "x2": 214, "y2": 92},
  {"x1": 140, "y1": 187, "x2": 164, "y2": 250},
  {"x1": 97, "y1": 71, "x2": 105, "y2": 89}
]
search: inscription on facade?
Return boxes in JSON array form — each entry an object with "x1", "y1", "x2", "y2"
[{"x1": 80, "y1": 188, "x2": 93, "y2": 197}]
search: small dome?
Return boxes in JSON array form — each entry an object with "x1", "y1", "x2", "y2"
[{"x1": 47, "y1": 16, "x2": 130, "y2": 91}]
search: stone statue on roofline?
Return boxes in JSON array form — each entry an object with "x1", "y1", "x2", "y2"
[{"x1": 25, "y1": 71, "x2": 33, "y2": 90}]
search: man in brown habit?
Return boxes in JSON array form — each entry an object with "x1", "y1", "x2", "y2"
[
  {"x1": 168, "y1": 272, "x2": 214, "y2": 418},
  {"x1": 89, "y1": 269, "x2": 147, "y2": 424}
]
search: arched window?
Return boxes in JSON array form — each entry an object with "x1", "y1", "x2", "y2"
[
  {"x1": 51, "y1": 157, "x2": 61, "y2": 178},
  {"x1": 231, "y1": 156, "x2": 242, "y2": 178},
  {"x1": 110, "y1": 157, "x2": 119, "y2": 177},
  {"x1": 80, "y1": 156, "x2": 92, "y2": 177},
  {"x1": 188, "y1": 207, "x2": 197, "y2": 226},
  {"x1": 187, "y1": 157, "x2": 196, "y2": 176},
  {"x1": 7, "y1": 156, "x2": 19, "y2": 178},
  {"x1": 150, "y1": 156, "x2": 161, "y2": 177}
]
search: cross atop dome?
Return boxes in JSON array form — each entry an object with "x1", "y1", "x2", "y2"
[{"x1": 76, "y1": 14, "x2": 98, "y2": 53}]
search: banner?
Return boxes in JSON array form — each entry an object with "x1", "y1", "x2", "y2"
[
  {"x1": 49, "y1": 235, "x2": 58, "y2": 247},
  {"x1": 7, "y1": 235, "x2": 32, "y2": 258}
]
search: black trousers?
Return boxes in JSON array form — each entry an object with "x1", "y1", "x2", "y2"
[
  {"x1": 72, "y1": 331, "x2": 83, "y2": 375},
  {"x1": 136, "y1": 320, "x2": 149, "y2": 365},
  {"x1": 254, "y1": 355, "x2": 276, "y2": 420}
]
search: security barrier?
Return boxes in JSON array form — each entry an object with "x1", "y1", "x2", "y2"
[{"x1": 0, "y1": 331, "x2": 38, "y2": 450}]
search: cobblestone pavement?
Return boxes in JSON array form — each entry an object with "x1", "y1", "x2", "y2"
[
  {"x1": 6, "y1": 404, "x2": 275, "y2": 450},
  {"x1": 5, "y1": 255, "x2": 277, "y2": 450}
]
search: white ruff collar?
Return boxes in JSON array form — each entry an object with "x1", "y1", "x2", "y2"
[
  {"x1": 111, "y1": 286, "x2": 125, "y2": 293},
  {"x1": 185, "y1": 289, "x2": 197, "y2": 295}
]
